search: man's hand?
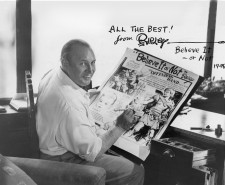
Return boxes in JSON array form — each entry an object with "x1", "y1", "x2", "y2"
[
  {"x1": 88, "y1": 89, "x2": 100, "y2": 101},
  {"x1": 116, "y1": 109, "x2": 136, "y2": 131},
  {"x1": 97, "y1": 109, "x2": 137, "y2": 158}
]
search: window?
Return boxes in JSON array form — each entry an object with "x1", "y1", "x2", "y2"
[
  {"x1": 212, "y1": 1, "x2": 225, "y2": 80},
  {"x1": 0, "y1": 1, "x2": 16, "y2": 98},
  {"x1": 31, "y1": 1, "x2": 210, "y2": 92}
]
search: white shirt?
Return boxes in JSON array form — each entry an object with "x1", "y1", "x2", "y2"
[{"x1": 36, "y1": 67, "x2": 102, "y2": 162}]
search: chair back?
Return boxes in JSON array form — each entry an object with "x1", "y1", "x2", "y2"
[{"x1": 25, "y1": 70, "x2": 40, "y2": 158}]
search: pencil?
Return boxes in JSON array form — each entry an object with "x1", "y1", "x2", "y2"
[{"x1": 114, "y1": 109, "x2": 126, "y2": 112}]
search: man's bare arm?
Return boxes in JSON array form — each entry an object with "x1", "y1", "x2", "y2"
[{"x1": 96, "y1": 109, "x2": 135, "y2": 158}]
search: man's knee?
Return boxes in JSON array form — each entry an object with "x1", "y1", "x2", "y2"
[
  {"x1": 116, "y1": 157, "x2": 145, "y2": 182},
  {"x1": 92, "y1": 154, "x2": 145, "y2": 184}
]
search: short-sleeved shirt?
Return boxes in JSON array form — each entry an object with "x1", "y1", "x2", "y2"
[{"x1": 36, "y1": 67, "x2": 102, "y2": 162}]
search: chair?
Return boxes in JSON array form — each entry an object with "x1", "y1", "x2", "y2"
[
  {"x1": 25, "y1": 70, "x2": 39, "y2": 158},
  {"x1": 7, "y1": 70, "x2": 106, "y2": 185}
]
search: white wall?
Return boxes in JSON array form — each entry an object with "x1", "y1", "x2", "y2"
[{"x1": 32, "y1": 1, "x2": 211, "y2": 92}]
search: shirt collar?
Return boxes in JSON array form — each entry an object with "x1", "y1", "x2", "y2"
[{"x1": 57, "y1": 67, "x2": 90, "y2": 98}]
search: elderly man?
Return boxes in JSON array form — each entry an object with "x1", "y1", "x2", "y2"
[{"x1": 36, "y1": 39, "x2": 144, "y2": 185}]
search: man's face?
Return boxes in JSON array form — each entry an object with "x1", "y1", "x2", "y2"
[{"x1": 66, "y1": 45, "x2": 96, "y2": 87}]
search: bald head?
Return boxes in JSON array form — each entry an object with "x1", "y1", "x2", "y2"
[
  {"x1": 60, "y1": 39, "x2": 94, "y2": 65},
  {"x1": 60, "y1": 39, "x2": 96, "y2": 87}
]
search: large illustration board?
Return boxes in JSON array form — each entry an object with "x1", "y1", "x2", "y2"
[{"x1": 90, "y1": 48, "x2": 203, "y2": 160}]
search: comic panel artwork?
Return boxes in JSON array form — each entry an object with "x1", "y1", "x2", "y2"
[
  {"x1": 123, "y1": 88, "x2": 183, "y2": 147},
  {"x1": 107, "y1": 66, "x2": 146, "y2": 96}
]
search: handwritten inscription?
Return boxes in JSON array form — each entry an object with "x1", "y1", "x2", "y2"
[
  {"x1": 175, "y1": 46, "x2": 213, "y2": 62},
  {"x1": 107, "y1": 25, "x2": 222, "y2": 66},
  {"x1": 114, "y1": 35, "x2": 133, "y2": 45},
  {"x1": 108, "y1": 25, "x2": 173, "y2": 49},
  {"x1": 175, "y1": 46, "x2": 199, "y2": 54},
  {"x1": 199, "y1": 55, "x2": 213, "y2": 61},
  {"x1": 214, "y1": 64, "x2": 225, "y2": 69},
  {"x1": 130, "y1": 26, "x2": 144, "y2": 32},
  {"x1": 148, "y1": 25, "x2": 171, "y2": 33},
  {"x1": 136, "y1": 33, "x2": 169, "y2": 48},
  {"x1": 109, "y1": 26, "x2": 126, "y2": 33}
]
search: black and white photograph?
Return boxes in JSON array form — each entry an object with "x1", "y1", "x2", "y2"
[{"x1": 0, "y1": 1, "x2": 225, "y2": 185}]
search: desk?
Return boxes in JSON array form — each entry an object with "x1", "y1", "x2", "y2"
[
  {"x1": 167, "y1": 108, "x2": 225, "y2": 185},
  {"x1": 171, "y1": 107, "x2": 225, "y2": 144},
  {"x1": 191, "y1": 98, "x2": 225, "y2": 115},
  {"x1": 0, "y1": 105, "x2": 31, "y2": 157}
]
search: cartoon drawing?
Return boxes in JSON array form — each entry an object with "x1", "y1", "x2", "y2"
[
  {"x1": 95, "y1": 92, "x2": 117, "y2": 110},
  {"x1": 133, "y1": 109, "x2": 160, "y2": 145},
  {"x1": 109, "y1": 67, "x2": 145, "y2": 95},
  {"x1": 143, "y1": 88, "x2": 176, "y2": 119},
  {"x1": 123, "y1": 87, "x2": 181, "y2": 146}
]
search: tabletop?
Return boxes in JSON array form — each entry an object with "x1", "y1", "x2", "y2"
[{"x1": 171, "y1": 107, "x2": 225, "y2": 144}]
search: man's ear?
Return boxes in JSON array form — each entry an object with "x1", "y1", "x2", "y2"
[{"x1": 61, "y1": 56, "x2": 69, "y2": 67}]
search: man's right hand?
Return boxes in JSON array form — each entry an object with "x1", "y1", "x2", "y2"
[
  {"x1": 116, "y1": 109, "x2": 136, "y2": 131},
  {"x1": 98, "y1": 109, "x2": 137, "y2": 158}
]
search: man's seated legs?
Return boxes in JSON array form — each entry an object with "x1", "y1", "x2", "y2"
[
  {"x1": 41, "y1": 152, "x2": 144, "y2": 185},
  {"x1": 86, "y1": 154, "x2": 144, "y2": 185}
]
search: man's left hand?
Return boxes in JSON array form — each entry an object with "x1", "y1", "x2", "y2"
[{"x1": 88, "y1": 89, "x2": 100, "y2": 101}]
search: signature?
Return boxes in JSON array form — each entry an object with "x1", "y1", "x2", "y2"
[{"x1": 136, "y1": 33, "x2": 169, "y2": 49}]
